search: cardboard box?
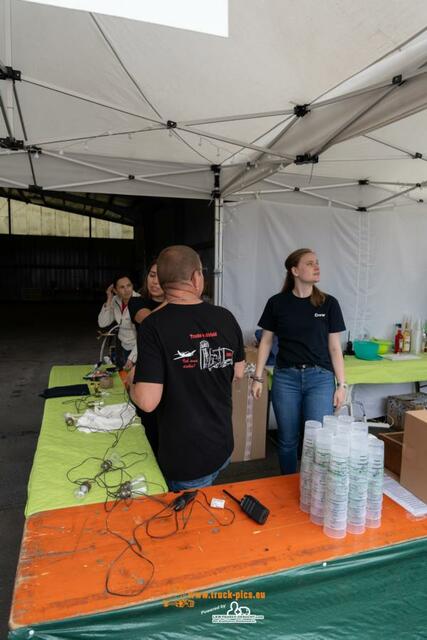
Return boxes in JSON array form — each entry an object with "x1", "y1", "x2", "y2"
[
  {"x1": 244, "y1": 345, "x2": 258, "y2": 365},
  {"x1": 377, "y1": 431, "x2": 404, "y2": 476},
  {"x1": 231, "y1": 369, "x2": 267, "y2": 462},
  {"x1": 400, "y1": 410, "x2": 427, "y2": 503},
  {"x1": 386, "y1": 392, "x2": 427, "y2": 429}
]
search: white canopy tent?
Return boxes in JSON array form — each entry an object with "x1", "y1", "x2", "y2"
[
  {"x1": 2, "y1": 0, "x2": 427, "y2": 208},
  {"x1": 2, "y1": 0, "x2": 427, "y2": 417}
]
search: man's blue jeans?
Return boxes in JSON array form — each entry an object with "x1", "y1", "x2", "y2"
[
  {"x1": 271, "y1": 366, "x2": 335, "y2": 475},
  {"x1": 167, "y1": 456, "x2": 231, "y2": 492}
]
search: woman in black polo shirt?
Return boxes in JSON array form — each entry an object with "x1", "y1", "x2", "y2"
[{"x1": 252, "y1": 248, "x2": 346, "y2": 475}]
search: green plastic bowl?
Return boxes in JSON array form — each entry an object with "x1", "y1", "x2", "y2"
[
  {"x1": 370, "y1": 339, "x2": 392, "y2": 354},
  {"x1": 353, "y1": 340, "x2": 382, "y2": 360}
]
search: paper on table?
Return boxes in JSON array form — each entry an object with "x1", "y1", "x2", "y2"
[
  {"x1": 381, "y1": 353, "x2": 422, "y2": 361},
  {"x1": 383, "y1": 475, "x2": 427, "y2": 517}
]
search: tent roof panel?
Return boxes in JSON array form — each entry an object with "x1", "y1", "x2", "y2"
[
  {"x1": 12, "y1": 1, "x2": 158, "y2": 119},
  {"x1": 3, "y1": 1, "x2": 427, "y2": 202}
]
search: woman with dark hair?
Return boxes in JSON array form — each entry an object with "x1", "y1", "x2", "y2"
[
  {"x1": 98, "y1": 274, "x2": 140, "y2": 371},
  {"x1": 128, "y1": 261, "x2": 165, "y2": 326},
  {"x1": 252, "y1": 248, "x2": 346, "y2": 475},
  {"x1": 127, "y1": 260, "x2": 165, "y2": 457}
]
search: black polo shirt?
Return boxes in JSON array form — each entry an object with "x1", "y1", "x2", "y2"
[{"x1": 258, "y1": 291, "x2": 345, "y2": 371}]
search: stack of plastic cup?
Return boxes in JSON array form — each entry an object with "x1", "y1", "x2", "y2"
[
  {"x1": 310, "y1": 429, "x2": 333, "y2": 525},
  {"x1": 347, "y1": 434, "x2": 369, "y2": 534},
  {"x1": 323, "y1": 435, "x2": 350, "y2": 538},
  {"x1": 366, "y1": 436, "x2": 384, "y2": 528},
  {"x1": 323, "y1": 415, "x2": 338, "y2": 434},
  {"x1": 299, "y1": 420, "x2": 322, "y2": 513},
  {"x1": 338, "y1": 414, "x2": 353, "y2": 425}
]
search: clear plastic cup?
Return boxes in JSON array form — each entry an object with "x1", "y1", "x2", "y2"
[
  {"x1": 299, "y1": 420, "x2": 322, "y2": 512},
  {"x1": 310, "y1": 431, "x2": 333, "y2": 525},
  {"x1": 366, "y1": 439, "x2": 384, "y2": 528},
  {"x1": 323, "y1": 436, "x2": 350, "y2": 539},
  {"x1": 323, "y1": 415, "x2": 338, "y2": 433},
  {"x1": 336, "y1": 424, "x2": 351, "y2": 441},
  {"x1": 351, "y1": 421, "x2": 368, "y2": 437},
  {"x1": 347, "y1": 437, "x2": 368, "y2": 535},
  {"x1": 305, "y1": 420, "x2": 322, "y2": 430}
]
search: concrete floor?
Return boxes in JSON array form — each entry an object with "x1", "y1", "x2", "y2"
[{"x1": 0, "y1": 302, "x2": 280, "y2": 638}]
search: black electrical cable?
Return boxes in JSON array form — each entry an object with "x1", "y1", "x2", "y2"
[
  {"x1": 195, "y1": 490, "x2": 236, "y2": 527},
  {"x1": 104, "y1": 495, "x2": 171, "y2": 597},
  {"x1": 104, "y1": 489, "x2": 237, "y2": 598}
]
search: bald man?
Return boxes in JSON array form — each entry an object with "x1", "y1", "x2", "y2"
[{"x1": 132, "y1": 245, "x2": 245, "y2": 490}]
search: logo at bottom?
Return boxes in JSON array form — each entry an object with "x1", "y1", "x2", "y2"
[{"x1": 212, "y1": 600, "x2": 264, "y2": 624}]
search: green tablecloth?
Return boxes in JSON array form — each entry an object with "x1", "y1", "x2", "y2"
[
  {"x1": 25, "y1": 365, "x2": 167, "y2": 517},
  {"x1": 344, "y1": 353, "x2": 427, "y2": 385},
  {"x1": 266, "y1": 354, "x2": 427, "y2": 386}
]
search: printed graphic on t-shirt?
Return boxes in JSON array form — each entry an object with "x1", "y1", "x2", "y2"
[
  {"x1": 173, "y1": 350, "x2": 196, "y2": 359},
  {"x1": 172, "y1": 338, "x2": 234, "y2": 371},
  {"x1": 199, "y1": 340, "x2": 234, "y2": 371}
]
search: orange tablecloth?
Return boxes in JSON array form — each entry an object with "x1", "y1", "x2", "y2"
[{"x1": 10, "y1": 474, "x2": 427, "y2": 630}]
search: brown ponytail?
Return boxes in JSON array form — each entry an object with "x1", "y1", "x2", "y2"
[{"x1": 281, "y1": 248, "x2": 326, "y2": 307}]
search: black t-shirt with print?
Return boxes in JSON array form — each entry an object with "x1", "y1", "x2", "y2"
[
  {"x1": 128, "y1": 297, "x2": 160, "y2": 325},
  {"x1": 134, "y1": 301, "x2": 245, "y2": 481},
  {"x1": 258, "y1": 291, "x2": 345, "y2": 371}
]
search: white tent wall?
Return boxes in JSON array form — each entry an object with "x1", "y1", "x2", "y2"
[{"x1": 222, "y1": 200, "x2": 427, "y2": 417}]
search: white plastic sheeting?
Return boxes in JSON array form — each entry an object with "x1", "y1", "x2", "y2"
[
  {"x1": 223, "y1": 199, "x2": 427, "y2": 340},
  {"x1": 222, "y1": 200, "x2": 427, "y2": 416}
]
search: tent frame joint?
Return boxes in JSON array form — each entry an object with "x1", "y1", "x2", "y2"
[
  {"x1": 413, "y1": 152, "x2": 423, "y2": 159},
  {"x1": 0, "y1": 66, "x2": 21, "y2": 81},
  {"x1": 358, "y1": 179, "x2": 369, "y2": 186},
  {"x1": 28, "y1": 184, "x2": 43, "y2": 193},
  {"x1": 293, "y1": 104, "x2": 310, "y2": 118},
  {"x1": 295, "y1": 153, "x2": 319, "y2": 165},
  {"x1": 166, "y1": 120, "x2": 177, "y2": 128},
  {"x1": 392, "y1": 74, "x2": 404, "y2": 86},
  {"x1": 0, "y1": 136, "x2": 24, "y2": 150},
  {"x1": 28, "y1": 145, "x2": 42, "y2": 155},
  {"x1": 357, "y1": 206, "x2": 367, "y2": 212},
  {"x1": 211, "y1": 164, "x2": 221, "y2": 199}
]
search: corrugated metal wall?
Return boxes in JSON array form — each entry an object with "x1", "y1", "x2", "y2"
[{"x1": 0, "y1": 235, "x2": 138, "y2": 301}]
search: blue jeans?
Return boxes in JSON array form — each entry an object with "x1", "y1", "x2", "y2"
[
  {"x1": 271, "y1": 366, "x2": 335, "y2": 475},
  {"x1": 167, "y1": 457, "x2": 231, "y2": 491}
]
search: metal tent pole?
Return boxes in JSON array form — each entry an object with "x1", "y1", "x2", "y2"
[
  {"x1": 3, "y1": 0, "x2": 13, "y2": 135},
  {"x1": 214, "y1": 195, "x2": 224, "y2": 306},
  {"x1": 212, "y1": 164, "x2": 223, "y2": 306}
]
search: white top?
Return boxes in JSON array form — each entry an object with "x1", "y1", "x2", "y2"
[{"x1": 98, "y1": 292, "x2": 140, "y2": 363}]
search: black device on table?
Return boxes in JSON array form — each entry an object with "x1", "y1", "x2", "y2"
[
  {"x1": 172, "y1": 491, "x2": 198, "y2": 511},
  {"x1": 223, "y1": 489, "x2": 269, "y2": 524}
]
